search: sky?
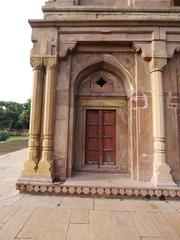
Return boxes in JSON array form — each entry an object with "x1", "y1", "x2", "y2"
[{"x1": 0, "y1": 0, "x2": 45, "y2": 103}]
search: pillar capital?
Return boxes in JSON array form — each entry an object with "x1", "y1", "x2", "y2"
[
  {"x1": 44, "y1": 57, "x2": 57, "y2": 70},
  {"x1": 30, "y1": 57, "x2": 43, "y2": 71},
  {"x1": 150, "y1": 57, "x2": 167, "y2": 73}
]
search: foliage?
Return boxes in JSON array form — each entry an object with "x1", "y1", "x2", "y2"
[
  {"x1": 0, "y1": 99, "x2": 31, "y2": 130},
  {"x1": 18, "y1": 99, "x2": 31, "y2": 129},
  {"x1": 0, "y1": 131, "x2": 9, "y2": 141}
]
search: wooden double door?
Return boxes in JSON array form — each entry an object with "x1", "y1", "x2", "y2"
[{"x1": 85, "y1": 110, "x2": 116, "y2": 167}]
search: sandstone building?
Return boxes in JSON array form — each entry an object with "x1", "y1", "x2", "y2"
[{"x1": 17, "y1": 0, "x2": 180, "y2": 198}]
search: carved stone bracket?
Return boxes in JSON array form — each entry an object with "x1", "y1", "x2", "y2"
[
  {"x1": 167, "y1": 44, "x2": 180, "y2": 58},
  {"x1": 59, "y1": 41, "x2": 77, "y2": 58},
  {"x1": 133, "y1": 42, "x2": 152, "y2": 61}
]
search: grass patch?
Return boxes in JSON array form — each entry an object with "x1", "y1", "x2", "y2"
[
  {"x1": 8, "y1": 135, "x2": 28, "y2": 141},
  {"x1": 0, "y1": 139, "x2": 28, "y2": 156}
]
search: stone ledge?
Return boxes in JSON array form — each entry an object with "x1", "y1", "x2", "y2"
[{"x1": 16, "y1": 183, "x2": 180, "y2": 200}]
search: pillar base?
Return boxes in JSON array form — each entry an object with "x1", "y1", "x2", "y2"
[
  {"x1": 36, "y1": 160, "x2": 54, "y2": 182},
  {"x1": 151, "y1": 162, "x2": 177, "y2": 187},
  {"x1": 22, "y1": 160, "x2": 37, "y2": 177}
]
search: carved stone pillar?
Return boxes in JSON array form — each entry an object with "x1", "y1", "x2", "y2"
[
  {"x1": 150, "y1": 58, "x2": 176, "y2": 187},
  {"x1": 23, "y1": 57, "x2": 44, "y2": 176},
  {"x1": 37, "y1": 57, "x2": 57, "y2": 180}
]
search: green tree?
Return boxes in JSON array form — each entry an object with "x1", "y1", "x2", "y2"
[
  {"x1": 0, "y1": 100, "x2": 31, "y2": 130},
  {"x1": 18, "y1": 99, "x2": 31, "y2": 129}
]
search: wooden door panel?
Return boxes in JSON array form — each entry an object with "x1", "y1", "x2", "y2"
[
  {"x1": 86, "y1": 110, "x2": 100, "y2": 164},
  {"x1": 88, "y1": 126, "x2": 99, "y2": 137},
  {"x1": 85, "y1": 110, "x2": 116, "y2": 166},
  {"x1": 102, "y1": 111, "x2": 116, "y2": 164},
  {"x1": 87, "y1": 138, "x2": 99, "y2": 149},
  {"x1": 102, "y1": 125, "x2": 114, "y2": 137},
  {"x1": 86, "y1": 151, "x2": 99, "y2": 164},
  {"x1": 102, "y1": 138, "x2": 114, "y2": 150},
  {"x1": 87, "y1": 110, "x2": 99, "y2": 124},
  {"x1": 103, "y1": 151, "x2": 115, "y2": 164},
  {"x1": 102, "y1": 111, "x2": 115, "y2": 123}
]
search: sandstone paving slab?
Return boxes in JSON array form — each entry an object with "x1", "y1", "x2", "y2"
[
  {"x1": 66, "y1": 223, "x2": 89, "y2": 240},
  {"x1": 130, "y1": 212, "x2": 162, "y2": 238},
  {"x1": 14, "y1": 194, "x2": 62, "y2": 208},
  {"x1": 0, "y1": 207, "x2": 34, "y2": 240},
  {"x1": 113, "y1": 212, "x2": 141, "y2": 240},
  {"x1": 141, "y1": 238, "x2": 164, "y2": 240},
  {"x1": 60, "y1": 196, "x2": 93, "y2": 210},
  {"x1": 148, "y1": 200, "x2": 178, "y2": 213},
  {"x1": 161, "y1": 212, "x2": 180, "y2": 237},
  {"x1": 122, "y1": 200, "x2": 159, "y2": 212},
  {"x1": 89, "y1": 210, "x2": 119, "y2": 240},
  {"x1": 70, "y1": 209, "x2": 89, "y2": 224},
  {"x1": 94, "y1": 198, "x2": 128, "y2": 211},
  {"x1": 0, "y1": 194, "x2": 23, "y2": 208},
  {"x1": 94, "y1": 199, "x2": 158, "y2": 212},
  {"x1": 38, "y1": 208, "x2": 71, "y2": 240},
  {"x1": 0, "y1": 206, "x2": 20, "y2": 227},
  {"x1": 16, "y1": 207, "x2": 52, "y2": 239},
  {"x1": 0, "y1": 183, "x2": 15, "y2": 198},
  {"x1": 148, "y1": 212, "x2": 180, "y2": 240},
  {"x1": 89, "y1": 210, "x2": 141, "y2": 240},
  {"x1": 168, "y1": 201, "x2": 180, "y2": 212}
]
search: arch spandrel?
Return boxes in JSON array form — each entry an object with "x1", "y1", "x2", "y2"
[
  {"x1": 71, "y1": 54, "x2": 134, "y2": 99},
  {"x1": 77, "y1": 70, "x2": 126, "y2": 97}
]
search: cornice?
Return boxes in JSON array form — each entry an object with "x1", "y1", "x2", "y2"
[
  {"x1": 42, "y1": 6, "x2": 180, "y2": 13},
  {"x1": 28, "y1": 19, "x2": 180, "y2": 28}
]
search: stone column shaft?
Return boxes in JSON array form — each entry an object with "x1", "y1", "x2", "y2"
[
  {"x1": 152, "y1": 70, "x2": 166, "y2": 164},
  {"x1": 37, "y1": 57, "x2": 57, "y2": 180},
  {"x1": 23, "y1": 57, "x2": 43, "y2": 176},
  {"x1": 151, "y1": 58, "x2": 176, "y2": 187}
]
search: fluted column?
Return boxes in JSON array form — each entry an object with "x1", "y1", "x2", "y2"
[
  {"x1": 150, "y1": 58, "x2": 176, "y2": 187},
  {"x1": 37, "y1": 57, "x2": 57, "y2": 180},
  {"x1": 23, "y1": 57, "x2": 44, "y2": 176}
]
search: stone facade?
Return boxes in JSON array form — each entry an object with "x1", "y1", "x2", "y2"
[{"x1": 17, "y1": 0, "x2": 180, "y2": 195}]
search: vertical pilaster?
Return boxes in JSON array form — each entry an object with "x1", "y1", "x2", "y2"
[
  {"x1": 23, "y1": 57, "x2": 44, "y2": 176},
  {"x1": 150, "y1": 58, "x2": 176, "y2": 187},
  {"x1": 37, "y1": 57, "x2": 57, "y2": 181}
]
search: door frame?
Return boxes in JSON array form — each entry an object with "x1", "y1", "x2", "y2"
[{"x1": 74, "y1": 96, "x2": 128, "y2": 173}]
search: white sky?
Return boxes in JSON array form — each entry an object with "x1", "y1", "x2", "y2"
[{"x1": 0, "y1": 0, "x2": 45, "y2": 103}]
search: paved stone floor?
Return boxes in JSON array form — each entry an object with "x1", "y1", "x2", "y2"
[{"x1": 0, "y1": 149, "x2": 180, "y2": 240}]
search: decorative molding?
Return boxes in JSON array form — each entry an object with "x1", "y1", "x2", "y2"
[
  {"x1": 42, "y1": 7, "x2": 180, "y2": 13},
  {"x1": 150, "y1": 57, "x2": 167, "y2": 72},
  {"x1": 59, "y1": 41, "x2": 77, "y2": 58},
  {"x1": 16, "y1": 183, "x2": 180, "y2": 199}
]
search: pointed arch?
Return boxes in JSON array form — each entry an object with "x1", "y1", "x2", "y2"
[{"x1": 71, "y1": 54, "x2": 134, "y2": 98}]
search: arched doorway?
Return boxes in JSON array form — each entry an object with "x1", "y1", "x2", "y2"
[{"x1": 74, "y1": 68, "x2": 129, "y2": 174}]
